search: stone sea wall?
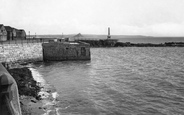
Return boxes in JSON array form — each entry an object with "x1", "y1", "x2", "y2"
[
  {"x1": 42, "y1": 42, "x2": 91, "y2": 61},
  {"x1": 0, "y1": 43, "x2": 43, "y2": 64}
]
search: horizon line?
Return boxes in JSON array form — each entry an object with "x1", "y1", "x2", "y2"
[{"x1": 29, "y1": 34, "x2": 184, "y2": 38}]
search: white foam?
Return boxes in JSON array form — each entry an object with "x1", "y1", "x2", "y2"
[
  {"x1": 42, "y1": 110, "x2": 52, "y2": 115},
  {"x1": 29, "y1": 67, "x2": 60, "y2": 115},
  {"x1": 56, "y1": 108, "x2": 60, "y2": 115},
  {"x1": 52, "y1": 92, "x2": 59, "y2": 99},
  {"x1": 29, "y1": 68, "x2": 46, "y2": 85}
]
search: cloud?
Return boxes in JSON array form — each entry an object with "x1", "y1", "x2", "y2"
[{"x1": 148, "y1": 22, "x2": 184, "y2": 36}]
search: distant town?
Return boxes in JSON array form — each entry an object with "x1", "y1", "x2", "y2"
[{"x1": 0, "y1": 24, "x2": 26, "y2": 41}]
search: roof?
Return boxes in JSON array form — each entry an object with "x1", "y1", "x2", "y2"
[
  {"x1": 4, "y1": 26, "x2": 14, "y2": 31},
  {"x1": 19, "y1": 29, "x2": 25, "y2": 32},
  {"x1": 15, "y1": 29, "x2": 25, "y2": 32}
]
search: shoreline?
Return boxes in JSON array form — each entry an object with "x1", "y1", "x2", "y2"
[
  {"x1": 7, "y1": 62, "x2": 58, "y2": 115},
  {"x1": 8, "y1": 66, "x2": 44, "y2": 115}
]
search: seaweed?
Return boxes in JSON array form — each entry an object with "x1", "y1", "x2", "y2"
[{"x1": 8, "y1": 67, "x2": 41, "y2": 100}]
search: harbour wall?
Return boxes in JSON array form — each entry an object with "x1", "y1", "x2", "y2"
[
  {"x1": 42, "y1": 42, "x2": 91, "y2": 61},
  {"x1": 0, "y1": 43, "x2": 43, "y2": 65}
]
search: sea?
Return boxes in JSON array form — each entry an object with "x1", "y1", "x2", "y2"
[
  {"x1": 30, "y1": 47, "x2": 184, "y2": 115},
  {"x1": 36, "y1": 34, "x2": 184, "y2": 44}
]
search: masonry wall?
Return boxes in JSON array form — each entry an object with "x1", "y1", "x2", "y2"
[
  {"x1": 42, "y1": 42, "x2": 91, "y2": 61},
  {"x1": 0, "y1": 43, "x2": 42, "y2": 64}
]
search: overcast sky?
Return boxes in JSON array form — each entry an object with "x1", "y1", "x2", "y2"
[{"x1": 1, "y1": 0, "x2": 184, "y2": 36}]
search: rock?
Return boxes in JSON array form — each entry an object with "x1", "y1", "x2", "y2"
[
  {"x1": 31, "y1": 100, "x2": 37, "y2": 103},
  {"x1": 8, "y1": 67, "x2": 41, "y2": 100}
]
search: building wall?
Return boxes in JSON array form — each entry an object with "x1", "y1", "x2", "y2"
[
  {"x1": 42, "y1": 42, "x2": 91, "y2": 61},
  {"x1": 20, "y1": 30, "x2": 26, "y2": 39},
  {"x1": 7, "y1": 31, "x2": 13, "y2": 40},
  {"x1": 15, "y1": 30, "x2": 26, "y2": 40},
  {"x1": 0, "y1": 26, "x2": 7, "y2": 41},
  {"x1": 0, "y1": 35, "x2": 7, "y2": 41},
  {"x1": 12, "y1": 29, "x2": 16, "y2": 38},
  {"x1": 9, "y1": 29, "x2": 16, "y2": 40}
]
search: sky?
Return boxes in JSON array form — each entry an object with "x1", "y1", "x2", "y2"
[{"x1": 0, "y1": 0, "x2": 184, "y2": 36}]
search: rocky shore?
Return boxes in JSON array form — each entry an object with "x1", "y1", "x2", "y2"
[
  {"x1": 6, "y1": 66, "x2": 45, "y2": 115},
  {"x1": 0, "y1": 42, "x2": 58, "y2": 114}
]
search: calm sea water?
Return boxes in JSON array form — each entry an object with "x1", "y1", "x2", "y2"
[{"x1": 32, "y1": 47, "x2": 184, "y2": 115}]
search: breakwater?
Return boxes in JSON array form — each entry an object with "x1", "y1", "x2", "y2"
[
  {"x1": 0, "y1": 43, "x2": 42, "y2": 65},
  {"x1": 75, "y1": 39, "x2": 184, "y2": 47},
  {"x1": 115, "y1": 42, "x2": 184, "y2": 47},
  {"x1": 75, "y1": 39, "x2": 118, "y2": 47}
]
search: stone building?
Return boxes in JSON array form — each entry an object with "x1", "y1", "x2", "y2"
[
  {"x1": 4, "y1": 26, "x2": 16, "y2": 41},
  {"x1": 0, "y1": 24, "x2": 7, "y2": 41},
  {"x1": 42, "y1": 41, "x2": 91, "y2": 61},
  {"x1": 15, "y1": 29, "x2": 26, "y2": 39}
]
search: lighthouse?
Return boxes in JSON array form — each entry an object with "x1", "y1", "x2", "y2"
[{"x1": 107, "y1": 27, "x2": 111, "y2": 39}]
